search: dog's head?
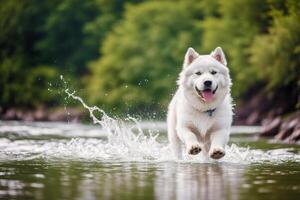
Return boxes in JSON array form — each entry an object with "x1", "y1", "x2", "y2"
[{"x1": 178, "y1": 47, "x2": 232, "y2": 110}]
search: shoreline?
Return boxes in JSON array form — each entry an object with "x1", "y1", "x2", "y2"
[{"x1": 1, "y1": 107, "x2": 299, "y2": 143}]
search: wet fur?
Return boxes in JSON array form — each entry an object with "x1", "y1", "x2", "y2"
[{"x1": 167, "y1": 47, "x2": 233, "y2": 159}]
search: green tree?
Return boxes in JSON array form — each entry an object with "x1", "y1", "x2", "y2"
[
  {"x1": 0, "y1": 0, "x2": 59, "y2": 110},
  {"x1": 86, "y1": 1, "x2": 202, "y2": 115},
  {"x1": 200, "y1": 0, "x2": 269, "y2": 97},
  {"x1": 250, "y1": 0, "x2": 300, "y2": 107},
  {"x1": 36, "y1": 0, "x2": 100, "y2": 75},
  {"x1": 85, "y1": 0, "x2": 144, "y2": 53}
]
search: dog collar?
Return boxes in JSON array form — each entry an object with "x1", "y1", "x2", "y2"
[{"x1": 205, "y1": 108, "x2": 216, "y2": 117}]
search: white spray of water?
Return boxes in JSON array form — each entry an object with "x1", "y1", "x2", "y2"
[
  {"x1": 57, "y1": 76, "x2": 300, "y2": 164},
  {"x1": 62, "y1": 87, "x2": 171, "y2": 162},
  {"x1": 2, "y1": 75, "x2": 298, "y2": 164}
]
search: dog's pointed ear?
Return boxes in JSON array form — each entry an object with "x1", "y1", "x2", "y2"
[
  {"x1": 184, "y1": 47, "x2": 199, "y2": 68},
  {"x1": 211, "y1": 47, "x2": 227, "y2": 66}
]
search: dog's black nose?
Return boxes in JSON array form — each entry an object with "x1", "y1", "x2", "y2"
[{"x1": 204, "y1": 80, "x2": 212, "y2": 87}]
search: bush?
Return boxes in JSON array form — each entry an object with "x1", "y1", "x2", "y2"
[
  {"x1": 86, "y1": 1, "x2": 202, "y2": 115},
  {"x1": 200, "y1": 0, "x2": 269, "y2": 97},
  {"x1": 0, "y1": 59, "x2": 59, "y2": 109},
  {"x1": 250, "y1": 0, "x2": 300, "y2": 91}
]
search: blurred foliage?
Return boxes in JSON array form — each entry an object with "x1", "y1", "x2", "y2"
[
  {"x1": 36, "y1": 0, "x2": 100, "y2": 75},
  {"x1": 0, "y1": 0, "x2": 299, "y2": 115},
  {"x1": 250, "y1": 0, "x2": 300, "y2": 90},
  {"x1": 0, "y1": 57, "x2": 59, "y2": 108},
  {"x1": 0, "y1": 0, "x2": 59, "y2": 109},
  {"x1": 200, "y1": 0, "x2": 270, "y2": 97},
  {"x1": 86, "y1": 1, "x2": 202, "y2": 115}
]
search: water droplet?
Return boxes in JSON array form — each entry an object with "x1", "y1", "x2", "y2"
[{"x1": 266, "y1": 180, "x2": 276, "y2": 184}]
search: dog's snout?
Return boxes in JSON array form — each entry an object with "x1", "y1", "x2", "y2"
[{"x1": 204, "y1": 80, "x2": 212, "y2": 87}]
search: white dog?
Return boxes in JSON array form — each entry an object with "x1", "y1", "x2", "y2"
[{"x1": 167, "y1": 47, "x2": 233, "y2": 159}]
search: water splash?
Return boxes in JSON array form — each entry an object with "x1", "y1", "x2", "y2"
[
  {"x1": 0, "y1": 77, "x2": 299, "y2": 164},
  {"x1": 64, "y1": 88, "x2": 163, "y2": 152},
  {"x1": 1, "y1": 134, "x2": 299, "y2": 163},
  {"x1": 54, "y1": 87, "x2": 299, "y2": 164}
]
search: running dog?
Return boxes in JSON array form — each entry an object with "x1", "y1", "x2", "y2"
[{"x1": 167, "y1": 47, "x2": 233, "y2": 159}]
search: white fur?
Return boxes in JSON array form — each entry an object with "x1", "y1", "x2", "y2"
[{"x1": 167, "y1": 47, "x2": 233, "y2": 160}]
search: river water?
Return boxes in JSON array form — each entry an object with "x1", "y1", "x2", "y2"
[
  {"x1": 0, "y1": 120, "x2": 299, "y2": 200},
  {"x1": 1, "y1": 89, "x2": 300, "y2": 199}
]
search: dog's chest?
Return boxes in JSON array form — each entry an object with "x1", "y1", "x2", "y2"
[{"x1": 190, "y1": 112, "x2": 215, "y2": 136}]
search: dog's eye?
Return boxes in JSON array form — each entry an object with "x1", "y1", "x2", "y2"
[
  {"x1": 211, "y1": 70, "x2": 217, "y2": 75},
  {"x1": 195, "y1": 72, "x2": 202, "y2": 75}
]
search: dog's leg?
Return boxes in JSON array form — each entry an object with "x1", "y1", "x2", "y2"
[
  {"x1": 209, "y1": 129, "x2": 229, "y2": 159},
  {"x1": 168, "y1": 130, "x2": 182, "y2": 160},
  {"x1": 177, "y1": 126, "x2": 201, "y2": 155},
  {"x1": 167, "y1": 106, "x2": 182, "y2": 160},
  {"x1": 168, "y1": 131, "x2": 182, "y2": 160}
]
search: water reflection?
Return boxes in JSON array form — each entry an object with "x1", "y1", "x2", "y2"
[
  {"x1": 0, "y1": 161, "x2": 245, "y2": 200},
  {"x1": 0, "y1": 161, "x2": 300, "y2": 200},
  {"x1": 154, "y1": 163, "x2": 243, "y2": 200}
]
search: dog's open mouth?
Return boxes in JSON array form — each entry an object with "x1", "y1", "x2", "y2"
[{"x1": 195, "y1": 86, "x2": 218, "y2": 102}]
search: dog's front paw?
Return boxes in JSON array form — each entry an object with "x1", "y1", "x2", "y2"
[
  {"x1": 187, "y1": 144, "x2": 202, "y2": 155},
  {"x1": 209, "y1": 147, "x2": 225, "y2": 159}
]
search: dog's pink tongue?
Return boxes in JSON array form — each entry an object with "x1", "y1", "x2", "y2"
[{"x1": 202, "y1": 90, "x2": 214, "y2": 101}]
